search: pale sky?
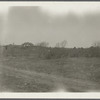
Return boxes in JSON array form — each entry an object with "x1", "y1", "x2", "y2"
[
  {"x1": 40, "y1": 2, "x2": 100, "y2": 16},
  {"x1": 0, "y1": 2, "x2": 100, "y2": 47},
  {"x1": 0, "y1": 6, "x2": 9, "y2": 14}
]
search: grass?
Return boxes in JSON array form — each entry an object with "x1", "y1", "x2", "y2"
[{"x1": 1, "y1": 56, "x2": 100, "y2": 92}]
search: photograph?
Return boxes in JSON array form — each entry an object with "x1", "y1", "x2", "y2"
[{"x1": 0, "y1": 1, "x2": 100, "y2": 95}]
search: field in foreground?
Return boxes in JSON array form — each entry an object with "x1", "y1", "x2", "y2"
[{"x1": 1, "y1": 57, "x2": 100, "y2": 92}]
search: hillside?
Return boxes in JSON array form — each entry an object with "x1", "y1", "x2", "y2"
[{"x1": 1, "y1": 56, "x2": 100, "y2": 92}]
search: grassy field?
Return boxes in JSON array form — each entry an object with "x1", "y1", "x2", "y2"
[{"x1": 1, "y1": 56, "x2": 100, "y2": 92}]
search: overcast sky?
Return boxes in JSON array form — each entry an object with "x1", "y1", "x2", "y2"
[{"x1": 0, "y1": 2, "x2": 100, "y2": 47}]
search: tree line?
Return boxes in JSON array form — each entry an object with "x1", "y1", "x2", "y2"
[{"x1": 1, "y1": 40, "x2": 100, "y2": 58}]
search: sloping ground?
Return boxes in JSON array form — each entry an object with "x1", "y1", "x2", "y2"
[
  {"x1": 1, "y1": 57, "x2": 100, "y2": 92},
  {"x1": 1, "y1": 65, "x2": 100, "y2": 92}
]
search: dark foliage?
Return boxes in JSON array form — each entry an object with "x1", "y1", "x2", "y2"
[{"x1": 2, "y1": 44, "x2": 100, "y2": 59}]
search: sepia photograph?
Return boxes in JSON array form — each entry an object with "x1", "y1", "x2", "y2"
[{"x1": 0, "y1": 2, "x2": 100, "y2": 96}]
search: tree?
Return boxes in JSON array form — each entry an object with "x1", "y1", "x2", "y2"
[
  {"x1": 36, "y1": 41, "x2": 49, "y2": 47},
  {"x1": 60, "y1": 40, "x2": 67, "y2": 48},
  {"x1": 93, "y1": 41, "x2": 100, "y2": 47},
  {"x1": 55, "y1": 43, "x2": 60, "y2": 48},
  {"x1": 55, "y1": 40, "x2": 67, "y2": 48},
  {"x1": 22, "y1": 42, "x2": 34, "y2": 47}
]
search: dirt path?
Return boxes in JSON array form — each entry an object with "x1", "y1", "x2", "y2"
[{"x1": 1, "y1": 63, "x2": 100, "y2": 92}]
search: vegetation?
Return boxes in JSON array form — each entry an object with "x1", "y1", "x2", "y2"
[
  {"x1": 0, "y1": 41, "x2": 100, "y2": 92},
  {"x1": 2, "y1": 42, "x2": 100, "y2": 59}
]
